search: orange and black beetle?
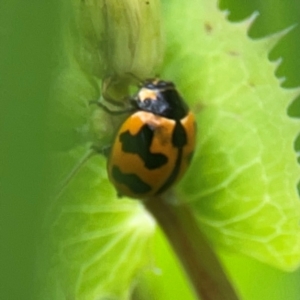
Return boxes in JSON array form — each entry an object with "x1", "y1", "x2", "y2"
[{"x1": 93, "y1": 78, "x2": 196, "y2": 199}]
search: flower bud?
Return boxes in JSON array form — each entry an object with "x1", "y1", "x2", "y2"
[{"x1": 71, "y1": 0, "x2": 163, "y2": 80}]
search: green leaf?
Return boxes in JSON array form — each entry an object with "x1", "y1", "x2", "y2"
[
  {"x1": 161, "y1": 0, "x2": 300, "y2": 271},
  {"x1": 43, "y1": 147, "x2": 156, "y2": 299},
  {"x1": 44, "y1": 0, "x2": 300, "y2": 299}
]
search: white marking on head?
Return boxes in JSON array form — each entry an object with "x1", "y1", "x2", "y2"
[{"x1": 138, "y1": 88, "x2": 158, "y2": 102}]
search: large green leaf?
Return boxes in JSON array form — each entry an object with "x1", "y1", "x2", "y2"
[
  {"x1": 161, "y1": 0, "x2": 300, "y2": 271},
  {"x1": 43, "y1": 0, "x2": 300, "y2": 299}
]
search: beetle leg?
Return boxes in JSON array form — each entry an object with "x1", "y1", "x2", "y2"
[
  {"x1": 102, "y1": 94, "x2": 125, "y2": 107},
  {"x1": 101, "y1": 77, "x2": 126, "y2": 107},
  {"x1": 91, "y1": 144, "x2": 112, "y2": 158},
  {"x1": 89, "y1": 100, "x2": 134, "y2": 115}
]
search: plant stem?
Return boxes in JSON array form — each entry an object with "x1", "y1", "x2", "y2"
[{"x1": 144, "y1": 194, "x2": 240, "y2": 300}]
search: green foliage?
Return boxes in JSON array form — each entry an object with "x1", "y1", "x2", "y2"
[
  {"x1": 43, "y1": 147, "x2": 156, "y2": 299},
  {"x1": 43, "y1": 0, "x2": 300, "y2": 299},
  {"x1": 161, "y1": 0, "x2": 300, "y2": 271}
]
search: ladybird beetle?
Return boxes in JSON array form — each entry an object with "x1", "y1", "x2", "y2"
[{"x1": 94, "y1": 78, "x2": 196, "y2": 199}]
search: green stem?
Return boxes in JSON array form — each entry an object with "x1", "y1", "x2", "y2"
[{"x1": 144, "y1": 194, "x2": 240, "y2": 300}]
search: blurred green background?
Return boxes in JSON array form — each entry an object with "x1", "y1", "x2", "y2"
[
  {"x1": 0, "y1": 1, "x2": 60, "y2": 299},
  {"x1": 0, "y1": 0, "x2": 299, "y2": 299}
]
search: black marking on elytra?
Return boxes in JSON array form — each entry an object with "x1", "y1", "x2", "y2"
[
  {"x1": 91, "y1": 144, "x2": 111, "y2": 158},
  {"x1": 156, "y1": 147, "x2": 183, "y2": 195},
  {"x1": 156, "y1": 118, "x2": 194, "y2": 194},
  {"x1": 172, "y1": 120, "x2": 187, "y2": 148},
  {"x1": 112, "y1": 165, "x2": 152, "y2": 194},
  {"x1": 119, "y1": 124, "x2": 168, "y2": 170}
]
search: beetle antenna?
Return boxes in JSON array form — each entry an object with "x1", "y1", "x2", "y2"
[{"x1": 125, "y1": 72, "x2": 144, "y2": 85}]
